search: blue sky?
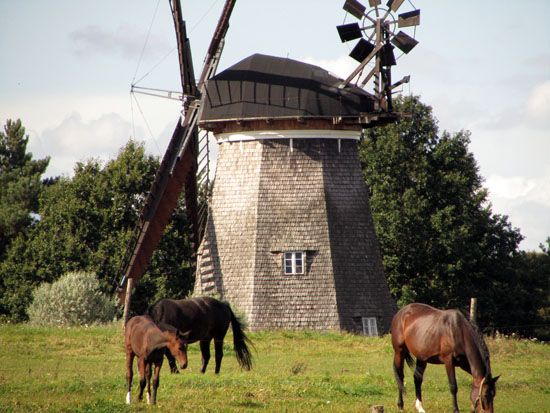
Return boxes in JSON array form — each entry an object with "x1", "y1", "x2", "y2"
[{"x1": 1, "y1": 0, "x2": 549, "y2": 250}]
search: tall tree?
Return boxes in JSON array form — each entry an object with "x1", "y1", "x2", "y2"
[
  {"x1": 360, "y1": 96, "x2": 524, "y2": 325},
  {"x1": 0, "y1": 141, "x2": 194, "y2": 321},
  {"x1": 0, "y1": 119, "x2": 50, "y2": 317},
  {"x1": 0, "y1": 119, "x2": 49, "y2": 256}
]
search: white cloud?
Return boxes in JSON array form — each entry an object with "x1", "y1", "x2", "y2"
[
  {"x1": 486, "y1": 175, "x2": 550, "y2": 207},
  {"x1": 2, "y1": 92, "x2": 182, "y2": 172},
  {"x1": 473, "y1": 81, "x2": 550, "y2": 131},
  {"x1": 1, "y1": 94, "x2": 132, "y2": 133},
  {"x1": 527, "y1": 81, "x2": 550, "y2": 126},
  {"x1": 485, "y1": 173, "x2": 550, "y2": 250},
  {"x1": 301, "y1": 55, "x2": 356, "y2": 80},
  {"x1": 69, "y1": 24, "x2": 172, "y2": 60},
  {"x1": 35, "y1": 112, "x2": 134, "y2": 177},
  {"x1": 44, "y1": 113, "x2": 130, "y2": 154}
]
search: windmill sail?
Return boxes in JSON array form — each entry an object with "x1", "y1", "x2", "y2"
[{"x1": 118, "y1": 0, "x2": 236, "y2": 300}]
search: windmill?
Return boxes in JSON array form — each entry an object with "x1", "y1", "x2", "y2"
[{"x1": 119, "y1": 0, "x2": 420, "y2": 334}]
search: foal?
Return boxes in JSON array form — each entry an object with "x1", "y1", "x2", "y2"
[{"x1": 124, "y1": 315, "x2": 189, "y2": 405}]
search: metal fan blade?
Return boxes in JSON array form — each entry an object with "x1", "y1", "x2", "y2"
[
  {"x1": 350, "y1": 38, "x2": 376, "y2": 62},
  {"x1": 386, "y1": 0, "x2": 405, "y2": 12},
  {"x1": 398, "y1": 10, "x2": 420, "y2": 28},
  {"x1": 381, "y1": 43, "x2": 396, "y2": 66},
  {"x1": 369, "y1": 0, "x2": 381, "y2": 6},
  {"x1": 390, "y1": 75, "x2": 410, "y2": 90},
  {"x1": 391, "y1": 30, "x2": 418, "y2": 53},
  {"x1": 337, "y1": 23, "x2": 363, "y2": 42},
  {"x1": 343, "y1": 0, "x2": 366, "y2": 20}
]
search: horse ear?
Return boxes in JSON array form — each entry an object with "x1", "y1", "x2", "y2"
[{"x1": 492, "y1": 375, "x2": 500, "y2": 383}]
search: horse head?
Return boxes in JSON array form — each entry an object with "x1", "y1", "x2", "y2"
[
  {"x1": 165, "y1": 329, "x2": 191, "y2": 370},
  {"x1": 473, "y1": 374, "x2": 499, "y2": 413}
]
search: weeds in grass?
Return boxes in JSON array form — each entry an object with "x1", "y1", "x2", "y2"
[{"x1": 290, "y1": 362, "x2": 307, "y2": 375}]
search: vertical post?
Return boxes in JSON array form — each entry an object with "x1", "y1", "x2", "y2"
[
  {"x1": 374, "y1": 19, "x2": 382, "y2": 109},
  {"x1": 470, "y1": 297, "x2": 478, "y2": 326},
  {"x1": 123, "y1": 278, "x2": 135, "y2": 328}
]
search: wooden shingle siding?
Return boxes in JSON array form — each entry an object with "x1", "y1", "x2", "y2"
[{"x1": 194, "y1": 135, "x2": 396, "y2": 333}]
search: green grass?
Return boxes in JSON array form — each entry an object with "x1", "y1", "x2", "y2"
[{"x1": 0, "y1": 323, "x2": 548, "y2": 412}]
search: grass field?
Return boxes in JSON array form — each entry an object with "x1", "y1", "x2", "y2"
[{"x1": 0, "y1": 323, "x2": 548, "y2": 412}]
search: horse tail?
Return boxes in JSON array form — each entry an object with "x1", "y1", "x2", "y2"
[
  {"x1": 228, "y1": 307, "x2": 253, "y2": 370},
  {"x1": 404, "y1": 351, "x2": 416, "y2": 371}
]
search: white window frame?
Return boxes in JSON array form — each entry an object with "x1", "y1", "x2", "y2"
[
  {"x1": 362, "y1": 317, "x2": 379, "y2": 337},
  {"x1": 283, "y1": 251, "x2": 305, "y2": 275}
]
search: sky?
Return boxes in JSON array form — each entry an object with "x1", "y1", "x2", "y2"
[{"x1": 1, "y1": 0, "x2": 549, "y2": 251}]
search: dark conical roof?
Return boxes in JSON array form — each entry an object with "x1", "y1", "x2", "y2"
[{"x1": 199, "y1": 54, "x2": 376, "y2": 126}]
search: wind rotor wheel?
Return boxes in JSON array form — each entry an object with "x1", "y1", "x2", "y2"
[{"x1": 337, "y1": 0, "x2": 420, "y2": 91}]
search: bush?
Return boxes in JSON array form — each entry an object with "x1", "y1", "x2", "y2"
[{"x1": 27, "y1": 271, "x2": 117, "y2": 326}]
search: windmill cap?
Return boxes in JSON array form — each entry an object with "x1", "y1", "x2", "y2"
[{"x1": 199, "y1": 54, "x2": 379, "y2": 132}]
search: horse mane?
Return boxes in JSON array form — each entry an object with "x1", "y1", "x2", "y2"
[
  {"x1": 146, "y1": 299, "x2": 165, "y2": 320},
  {"x1": 466, "y1": 318, "x2": 491, "y2": 377},
  {"x1": 440, "y1": 309, "x2": 491, "y2": 378}
]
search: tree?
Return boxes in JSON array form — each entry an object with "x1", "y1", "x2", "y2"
[
  {"x1": 500, "y1": 238, "x2": 550, "y2": 339},
  {"x1": 360, "y1": 96, "x2": 525, "y2": 326},
  {"x1": 0, "y1": 119, "x2": 49, "y2": 256},
  {"x1": 0, "y1": 141, "x2": 194, "y2": 321},
  {"x1": 0, "y1": 119, "x2": 50, "y2": 317}
]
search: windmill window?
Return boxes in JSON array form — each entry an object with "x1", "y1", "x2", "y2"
[
  {"x1": 284, "y1": 251, "x2": 305, "y2": 275},
  {"x1": 362, "y1": 317, "x2": 379, "y2": 337}
]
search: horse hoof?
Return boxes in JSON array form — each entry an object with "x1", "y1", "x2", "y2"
[{"x1": 415, "y1": 399, "x2": 426, "y2": 413}]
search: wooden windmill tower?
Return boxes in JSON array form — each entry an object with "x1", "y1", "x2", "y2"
[{"x1": 119, "y1": 0, "x2": 421, "y2": 334}]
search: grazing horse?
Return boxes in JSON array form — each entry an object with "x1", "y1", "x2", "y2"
[
  {"x1": 148, "y1": 296, "x2": 253, "y2": 374},
  {"x1": 124, "y1": 315, "x2": 189, "y2": 405},
  {"x1": 391, "y1": 303, "x2": 499, "y2": 413}
]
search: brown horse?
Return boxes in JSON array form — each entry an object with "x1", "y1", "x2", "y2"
[
  {"x1": 148, "y1": 296, "x2": 253, "y2": 374},
  {"x1": 391, "y1": 303, "x2": 499, "y2": 413},
  {"x1": 124, "y1": 315, "x2": 189, "y2": 405}
]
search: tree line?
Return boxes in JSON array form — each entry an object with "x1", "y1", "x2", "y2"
[{"x1": 0, "y1": 97, "x2": 548, "y2": 338}]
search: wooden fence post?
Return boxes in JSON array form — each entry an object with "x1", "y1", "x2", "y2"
[
  {"x1": 122, "y1": 278, "x2": 134, "y2": 329},
  {"x1": 470, "y1": 297, "x2": 477, "y2": 326}
]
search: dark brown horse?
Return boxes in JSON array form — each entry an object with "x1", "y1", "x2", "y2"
[
  {"x1": 391, "y1": 303, "x2": 499, "y2": 413},
  {"x1": 148, "y1": 296, "x2": 253, "y2": 374},
  {"x1": 124, "y1": 315, "x2": 189, "y2": 405}
]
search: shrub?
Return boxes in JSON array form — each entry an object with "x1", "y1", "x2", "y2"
[{"x1": 27, "y1": 271, "x2": 117, "y2": 326}]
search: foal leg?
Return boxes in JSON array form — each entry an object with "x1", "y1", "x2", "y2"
[
  {"x1": 444, "y1": 359, "x2": 460, "y2": 413},
  {"x1": 200, "y1": 339, "x2": 212, "y2": 373},
  {"x1": 151, "y1": 360, "x2": 162, "y2": 405},
  {"x1": 145, "y1": 362, "x2": 153, "y2": 404},
  {"x1": 125, "y1": 351, "x2": 135, "y2": 404},
  {"x1": 413, "y1": 360, "x2": 427, "y2": 413},
  {"x1": 393, "y1": 350, "x2": 406, "y2": 411},
  {"x1": 137, "y1": 358, "x2": 147, "y2": 402},
  {"x1": 214, "y1": 339, "x2": 224, "y2": 374}
]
